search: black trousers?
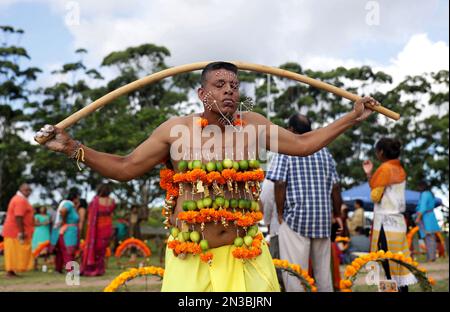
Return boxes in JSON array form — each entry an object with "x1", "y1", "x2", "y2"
[{"x1": 377, "y1": 226, "x2": 408, "y2": 292}]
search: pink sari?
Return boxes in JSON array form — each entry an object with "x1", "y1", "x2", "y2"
[{"x1": 81, "y1": 196, "x2": 115, "y2": 276}]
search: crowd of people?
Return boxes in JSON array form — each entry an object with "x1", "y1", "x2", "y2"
[
  {"x1": 2, "y1": 183, "x2": 146, "y2": 278},
  {"x1": 261, "y1": 113, "x2": 443, "y2": 292}
]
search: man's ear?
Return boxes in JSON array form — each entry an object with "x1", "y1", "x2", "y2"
[{"x1": 198, "y1": 87, "x2": 205, "y2": 102}]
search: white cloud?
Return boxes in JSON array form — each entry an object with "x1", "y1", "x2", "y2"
[
  {"x1": 379, "y1": 33, "x2": 449, "y2": 83},
  {"x1": 13, "y1": 0, "x2": 443, "y2": 69}
]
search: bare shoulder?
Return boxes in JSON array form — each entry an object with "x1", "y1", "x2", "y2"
[
  {"x1": 244, "y1": 111, "x2": 270, "y2": 125},
  {"x1": 151, "y1": 114, "x2": 198, "y2": 135},
  {"x1": 157, "y1": 114, "x2": 192, "y2": 129}
]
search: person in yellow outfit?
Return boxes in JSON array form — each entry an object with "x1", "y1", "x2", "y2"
[
  {"x1": 35, "y1": 61, "x2": 379, "y2": 291},
  {"x1": 3, "y1": 183, "x2": 35, "y2": 277},
  {"x1": 363, "y1": 138, "x2": 416, "y2": 292}
]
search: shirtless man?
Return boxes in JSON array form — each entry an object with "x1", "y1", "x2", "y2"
[{"x1": 35, "y1": 61, "x2": 379, "y2": 291}]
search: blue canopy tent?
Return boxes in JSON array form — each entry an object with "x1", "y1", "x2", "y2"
[{"x1": 342, "y1": 182, "x2": 443, "y2": 213}]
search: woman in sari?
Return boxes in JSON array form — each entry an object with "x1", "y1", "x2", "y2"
[
  {"x1": 363, "y1": 138, "x2": 416, "y2": 291},
  {"x1": 81, "y1": 183, "x2": 115, "y2": 276},
  {"x1": 50, "y1": 188, "x2": 80, "y2": 273}
]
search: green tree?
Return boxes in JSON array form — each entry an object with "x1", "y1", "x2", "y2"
[{"x1": 0, "y1": 25, "x2": 41, "y2": 210}]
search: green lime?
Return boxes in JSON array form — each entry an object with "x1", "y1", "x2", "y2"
[
  {"x1": 215, "y1": 196, "x2": 225, "y2": 207},
  {"x1": 252, "y1": 201, "x2": 260, "y2": 211},
  {"x1": 188, "y1": 161, "x2": 193, "y2": 170},
  {"x1": 215, "y1": 161, "x2": 223, "y2": 172},
  {"x1": 193, "y1": 160, "x2": 202, "y2": 169},
  {"x1": 212, "y1": 202, "x2": 219, "y2": 209},
  {"x1": 238, "y1": 199, "x2": 247, "y2": 209},
  {"x1": 177, "y1": 232, "x2": 185, "y2": 243},
  {"x1": 182, "y1": 231, "x2": 191, "y2": 241},
  {"x1": 187, "y1": 200, "x2": 197, "y2": 211},
  {"x1": 170, "y1": 227, "x2": 180, "y2": 238},
  {"x1": 232, "y1": 161, "x2": 240, "y2": 171},
  {"x1": 182, "y1": 201, "x2": 189, "y2": 211},
  {"x1": 230, "y1": 199, "x2": 238, "y2": 209},
  {"x1": 190, "y1": 231, "x2": 201, "y2": 243},
  {"x1": 244, "y1": 236, "x2": 253, "y2": 247},
  {"x1": 196, "y1": 199, "x2": 204, "y2": 210},
  {"x1": 239, "y1": 160, "x2": 249, "y2": 171},
  {"x1": 201, "y1": 164, "x2": 206, "y2": 171},
  {"x1": 177, "y1": 160, "x2": 188, "y2": 172},
  {"x1": 234, "y1": 237, "x2": 244, "y2": 247},
  {"x1": 249, "y1": 225, "x2": 259, "y2": 233},
  {"x1": 202, "y1": 197, "x2": 213, "y2": 208},
  {"x1": 206, "y1": 161, "x2": 216, "y2": 172},
  {"x1": 200, "y1": 239, "x2": 209, "y2": 251},
  {"x1": 247, "y1": 227, "x2": 257, "y2": 237},
  {"x1": 224, "y1": 199, "x2": 230, "y2": 209},
  {"x1": 248, "y1": 159, "x2": 260, "y2": 169},
  {"x1": 223, "y1": 159, "x2": 233, "y2": 169}
]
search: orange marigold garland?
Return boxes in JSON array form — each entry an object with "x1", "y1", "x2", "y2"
[
  {"x1": 115, "y1": 238, "x2": 152, "y2": 258},
  {"x1": 232, "y1": 233, "x2": 263, "y2": 260},
  {"x1": 178, "y1": 209, "x2": 263, "y2": 226},
  {"x1": 104, "y1": 266, "x2": 165, "y2": 292},
  {"x1": 167, "y1": 238, "x2": 214, "y2": 264},
  {"x1": 273, "y1": 259, "x2": 318, "y2": 292},
  {"x1": 339, "y1": 251, "x2": 433, "y2": 292}
]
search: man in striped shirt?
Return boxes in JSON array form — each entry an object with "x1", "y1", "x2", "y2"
[{"x1": 267, "y1": 114, "x2": 343, "y2": 292}]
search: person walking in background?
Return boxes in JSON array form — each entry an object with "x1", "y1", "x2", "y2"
[
  {"x1": 415, "y1": 180, "x2": 441, "y2": 262},
  {"x1": 81, "y1": 183, "x2": 116, "y2": 276},
  {"x1": 363, "y1": 137, "x2": 415, "y2": 291},
  {"x1": 32, "y1": 206, "x2": 51, "y2": 252},
  {"x1": 77, "y1": 198, "x2": 88, "y2": 240},
  {"x1": 346, "y1": 199, "x2": 366, "y2": 237},
  {"x1": 128, "y1": 205, "x2": 142, "y2": 239},
  {"x1": 260, "y1": 178, "x2": 280, "y2": 259},
  {"x1": 51, "y1": 187, "x2": 80, "y2": 273},
  {"x1": 3, "y1": 183, "x2": 35, "y2": 277},
  {"x1": 267, "y1": 114, "x2": 343, "y2": 292}
]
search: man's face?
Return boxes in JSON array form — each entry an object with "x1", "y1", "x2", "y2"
[
  {"x1": 198, "y1": 69, "x2": 240, "y2": 116},
  {"x1": 20, "y1": 184, "x2": 32, "y2": 198}
]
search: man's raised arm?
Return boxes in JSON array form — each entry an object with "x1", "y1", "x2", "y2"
[
  {"x1": 35, "y1": 119, "x2": 175, "y2": 182},
  {"x1": 253, "y1": 96, "x2": 379, "y2": 157}
]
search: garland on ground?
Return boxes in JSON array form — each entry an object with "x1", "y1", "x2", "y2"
[
  {"x1": 115, "y1": 238, "x2": 152, "y2": 258},
  {"x1": 103, "y1": 266, "x2": 165, "y2": 292},
  {"x1": 272, "y1": 259, "x2": 318, "y2": 292},
  {"x1": 339, "y1": 251, "x2": 435, "y2": 292}
]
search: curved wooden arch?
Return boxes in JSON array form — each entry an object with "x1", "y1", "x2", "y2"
[{"x1": 35, "y1": 61, "x2": 400, "y2": 144}]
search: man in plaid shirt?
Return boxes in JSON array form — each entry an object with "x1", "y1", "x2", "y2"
[{"x1": 267, "y1": 114, "x2": 343, "y2": 292}]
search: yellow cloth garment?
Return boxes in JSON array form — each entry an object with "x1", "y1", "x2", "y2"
[
  {"x1": 161, "y1": 237, "x2": 281, "y2": 292},
  {"x1": 4, "y1": 237, "x2": 34, "y2": 272}
]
